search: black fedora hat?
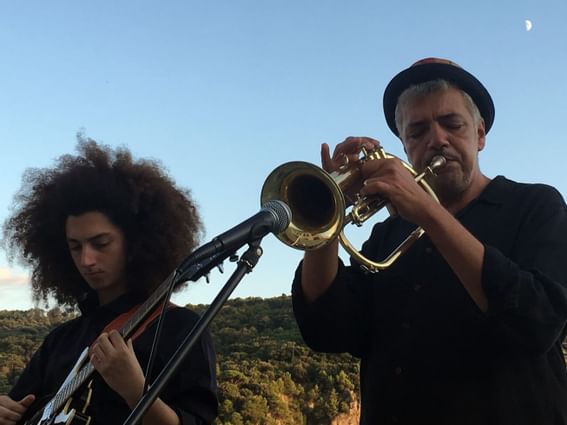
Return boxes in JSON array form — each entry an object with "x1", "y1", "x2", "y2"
[{"x1": 383, "y1": 58, "x2": 495, "y2": 136}]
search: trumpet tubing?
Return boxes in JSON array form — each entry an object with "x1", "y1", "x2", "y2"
[{"x1": 261, "y1": 146, "x2": 445, "y2": 272}]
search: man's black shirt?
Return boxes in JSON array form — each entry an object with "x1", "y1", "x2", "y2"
[
  {"x1": 10, "y1": 293, "x2": 218, "y2": 425},
  {"x1": 293, "y1": 176, "x2": 567, "y2": 425}
]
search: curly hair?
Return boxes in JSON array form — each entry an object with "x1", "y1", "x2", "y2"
[{"x1": 2, "y1": 137, "x2": 203, "y2": 308}]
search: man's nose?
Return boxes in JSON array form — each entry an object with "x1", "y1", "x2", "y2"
[
  {"x1": 80, "y1": 245, "x2": 96, "y2": 267},
  {"x1": 426, "y1": 122, "x2": 450, "y2": 150}
]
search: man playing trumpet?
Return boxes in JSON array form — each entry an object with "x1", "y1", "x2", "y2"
[{"x1": 292, "y1": 58, "x2": 567, "y2": 424}]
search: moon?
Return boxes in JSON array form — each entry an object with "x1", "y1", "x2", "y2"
[{"x1": 525, "y1": 19, "x2": 533, "y2": 31}]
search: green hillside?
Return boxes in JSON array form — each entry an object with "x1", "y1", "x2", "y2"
[
  {"x1": 192, "y1": 296, "x2": 360, "y2": 424},
  {"x1": 3, "y1": 297, "x2": 565, "y2": 424},
  {"x1": 0, "y1": 297, "x2": 360, "y2": 425}
]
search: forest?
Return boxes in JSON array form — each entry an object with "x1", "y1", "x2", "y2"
[
  {"x1": 0, "y1": 296, "x2": 360, "y2": 425},
  {"x1": 2, "y1": 296, "x2": 567, "y2": 424}
]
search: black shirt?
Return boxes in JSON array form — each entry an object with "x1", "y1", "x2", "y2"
[
  {"x1": 293, "y1": 176, "x2": 567, "y2": 425},
  {"x1": 10, "y1": 293, "x2": 218, "y2": 425}
]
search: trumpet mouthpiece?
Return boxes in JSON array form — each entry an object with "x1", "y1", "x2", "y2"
[{"x1": 429, "y1": 155, "x2": 446, "y2": 173}]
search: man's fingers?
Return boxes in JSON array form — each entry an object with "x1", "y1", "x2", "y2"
[
  {"x1": 0, "y1": 395, "x2": 29, "y2": 415},
  {"x1": 335, "y1": 137, "x2": 380, "y2": 157},
  {"x1": 18, "y1": 394, "x2": 35, "y2": 409},
  {"x1": 0, "y1": 394, "x2": 34, "y2": 424},
  {"x1": 107, "y1": 330, "x2": 127, "y2": 349},
  {"x1": 95, "y1": 332, "x2": 115, "y2": 355},
  {"x1": 329, "y1": 137, "x2": 382, "y2": 169},
  {"x1": 321, "y1": 143, "x2": 333, "y2": 171},
  {"x1": 0, "y1": 406, "x2": 22, "y2": 422}
]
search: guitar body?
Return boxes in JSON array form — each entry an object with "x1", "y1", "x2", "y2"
[
  {"x1": 50, "y1": 380, "x2": 93, "y2": 425},
  {"x1": 21, "y1": 350, "x2": 93, "y2": 425},
  {"x1": 23, "y1": 381, "x2": 93, "y2": 425}
]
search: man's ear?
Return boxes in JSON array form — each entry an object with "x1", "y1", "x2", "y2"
[{"x1": 477, "y1": 120, "x2": 486, "y2": 152}]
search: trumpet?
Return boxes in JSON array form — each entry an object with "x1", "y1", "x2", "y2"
[{"x1": 260, "y1": 145, "x2": 446, "y2": 272}]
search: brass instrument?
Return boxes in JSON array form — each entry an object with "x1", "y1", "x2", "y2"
[{"x1": 260, "y1": 145, "x2": 446, "y2": 272}]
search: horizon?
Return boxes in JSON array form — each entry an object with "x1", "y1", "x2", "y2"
[{"x1": 2, "y1": 0, "x2": 566, "y2": 310}]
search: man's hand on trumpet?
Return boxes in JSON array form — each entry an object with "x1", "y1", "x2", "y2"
[
  {"x1": 322, "y1": 136, "x2": 441, "y2": 227},
  {"x1": 321, "y1": 136, "x2": 380, "y2": 173},
  {"x1": 321, "y1": 136, "x2": 381, "y2": 206},
  {"x1": 358, "y1": 151, "x2": 441, "y2": 227}
]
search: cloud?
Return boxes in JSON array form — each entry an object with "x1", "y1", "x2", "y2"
[
  {"x1": 0, "y1": 267, "x2": 30, "y2": 285},
  {"x1": 0, "y1": 267, "x2": 33, "y2": 310}
]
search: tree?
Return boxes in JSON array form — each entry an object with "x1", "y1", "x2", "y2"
[{"x1": 241, "y1": 395, "x2": 269, "y2": 424}]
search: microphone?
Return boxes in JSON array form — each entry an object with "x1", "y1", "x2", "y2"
[
  {"x1": 177, "y1": 200, "x2": 292, "y2": 278},
  {"x1": 210, "y1": 199, "x2": 292, "y2": 253}
]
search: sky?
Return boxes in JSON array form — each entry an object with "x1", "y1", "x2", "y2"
[{"x1": 0, "y1": 0, "x2": 566, "y2": 310}]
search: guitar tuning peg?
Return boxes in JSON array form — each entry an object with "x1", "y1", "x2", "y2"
[
  {"x1": 217, "y1": 263, "x2": 224, "y2": 273},
  {"x1": 229, "y1": 254, "x2": 239, "y2": 262}
]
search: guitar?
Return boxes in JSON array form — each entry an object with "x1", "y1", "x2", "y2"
[{"x1": 21, "y1": 255, "x2": 222, "y2": 425}]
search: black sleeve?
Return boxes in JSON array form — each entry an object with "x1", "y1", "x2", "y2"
[
  {"x1": 291, "y1": 258, "x2": 372, "y2": 357},
  {"x1": 482, "y1": 185, "x2": 567, "y2": 354}
]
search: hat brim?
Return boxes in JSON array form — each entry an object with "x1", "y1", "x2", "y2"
[{"x1": 383, "y1": 62, "x2": 495, "y2": 136}]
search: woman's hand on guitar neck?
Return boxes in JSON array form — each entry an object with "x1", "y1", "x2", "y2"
[
  {"x1": 0, "y1": 394, "x2": 35, "y2": 425},
  {"x1": 89, "y1": 330, "x2": 145, "y2": 408}
]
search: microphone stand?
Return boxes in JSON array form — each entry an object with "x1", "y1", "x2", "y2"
[{"x1": 122, "y1": 238, "x2": 265, "y2": 425}]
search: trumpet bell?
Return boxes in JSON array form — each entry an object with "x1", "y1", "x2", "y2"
[
  {"x1": 261, "y1": 146, "x2": 445, "y2": 272},
  {"x1": 260, "y1": 161, "x2": 345, "y2": 250}
]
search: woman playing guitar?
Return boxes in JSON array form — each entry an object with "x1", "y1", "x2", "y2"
[{"x1": 0, "y1": 139, "x2": 218, "y2": 425}]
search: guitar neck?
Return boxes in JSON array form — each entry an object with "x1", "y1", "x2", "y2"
[
  {"x1": 51, "y1": 361, "x2": 95, "y2": 416},
  {"x1": 49, "y1": 270, "x2": 177, "y2": 415},
  {"x1": 118, "y1": 270, "x2": 176, "y2": 339}
]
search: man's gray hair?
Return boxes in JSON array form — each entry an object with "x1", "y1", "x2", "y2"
[{"x1": 394, "y1": 79, "x2": 483, "y2": 137}]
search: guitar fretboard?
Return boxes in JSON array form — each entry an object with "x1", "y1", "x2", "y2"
[{"x1": 48, "y1": 270, "x2": 177, "y2": 415}]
